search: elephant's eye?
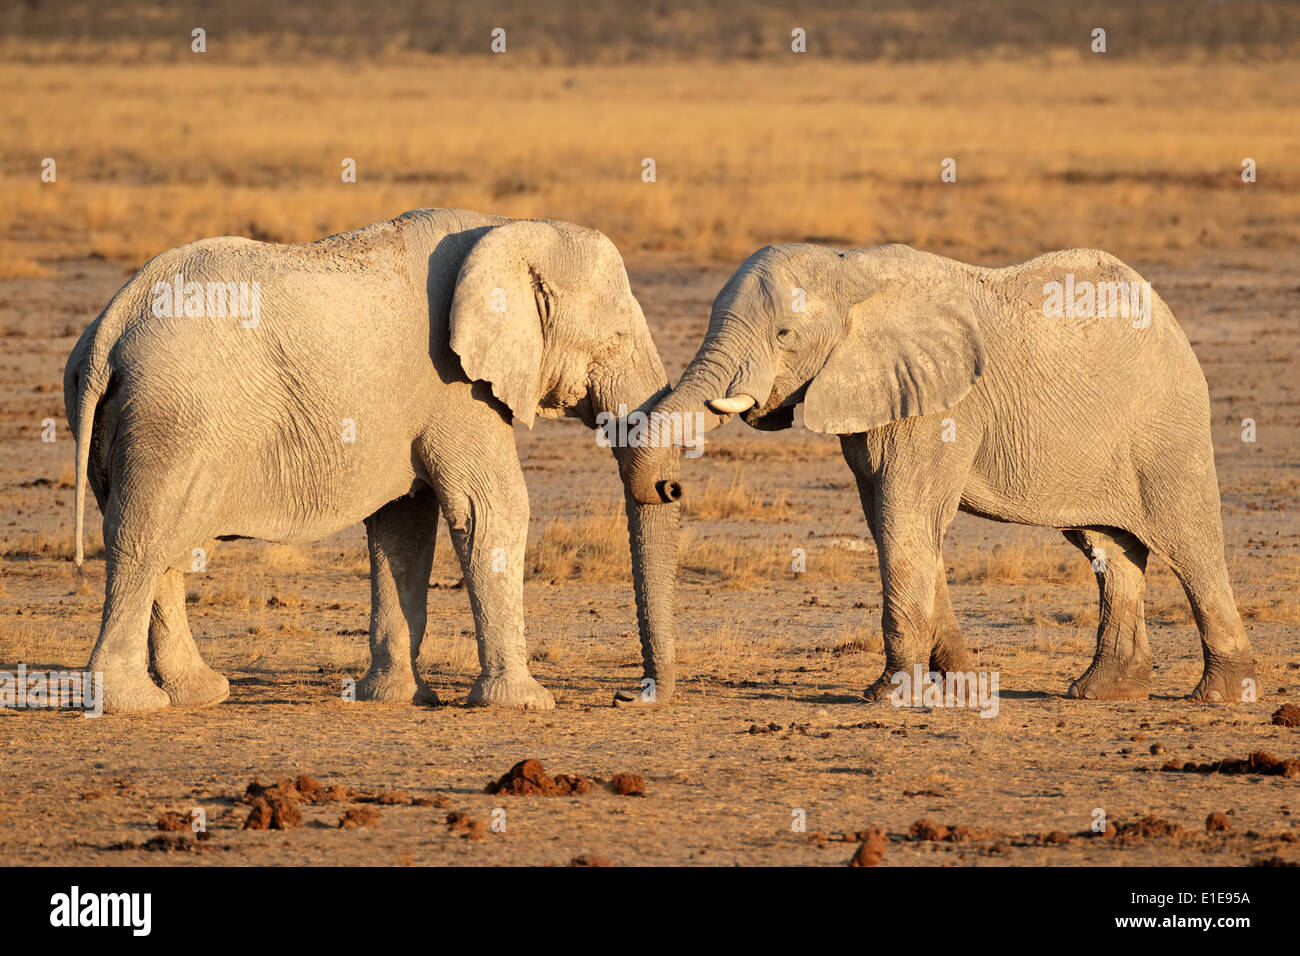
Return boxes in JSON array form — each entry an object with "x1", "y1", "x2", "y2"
[
  {"x1": 529, "y1": 267, "x2": 553, "y2": 324},
  {"x1": 776, "y1": 327, "x2": 795, "y2": 347}
]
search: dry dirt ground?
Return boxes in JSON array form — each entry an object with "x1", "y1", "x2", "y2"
[{"x1": 1, "y1": 244, "x2": 1296, "y2": 866}]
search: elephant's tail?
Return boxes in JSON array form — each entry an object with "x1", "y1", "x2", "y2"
[
  {"x1": 69, "y1": 293, "x2": 133, "y2": 567},
  {"x1": 72, "y1": 373, "x2": 104, "y2": 568}
]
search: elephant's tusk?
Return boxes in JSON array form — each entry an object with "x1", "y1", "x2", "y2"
[{"x1": 706, "y1": 394, "x2": 757, "y2": 414}]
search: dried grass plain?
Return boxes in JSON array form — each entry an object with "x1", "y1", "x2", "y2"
[{"x1": 1, "y1": 10, "x2": 1298, "y2": 865}]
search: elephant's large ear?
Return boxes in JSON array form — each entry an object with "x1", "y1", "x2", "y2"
[
  {"x1": 449, "y1": 221, "x2": 557, "y2": 429},
  {"x1": 802, "y1": 283, "x2": 985, "y2": 435}
]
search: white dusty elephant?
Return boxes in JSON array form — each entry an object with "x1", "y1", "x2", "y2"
[
  {"x1": 64, "y1": 209, "x2": 682, "y2": 714},
  {"x1": 623, "y1": 243, "x2": 1255, "y2": 703}
]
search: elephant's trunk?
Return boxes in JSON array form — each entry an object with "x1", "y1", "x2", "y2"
[
  {"x1": 621, "y1": 460, "x2": 682, "y2": 505},
  {"x1": 621, "y1": 344, "x2": 748, "y2": 505},
  {"x1": 598, "y1": 328, "x2": 683, "y2": 702},
  {"x1": 620, "y1": 480, "x2": 679, "y2": 702}
]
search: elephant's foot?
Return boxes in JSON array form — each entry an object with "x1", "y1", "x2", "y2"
[
  {"x1": 929, "y1": 635, "x2": 971, "y2": 675},
  {"x1": 613, "y1": 673, "x2": 674, "y2": 707},
  {"x1": 158, "y1": 665, "x2": 229, "y2": 709},
  {"x1": 863, "y1": 661, "x2": 928, "y2": 704},
  {"x1": 1066, "y1": 656, "x2": 1151, "y2": 701},
  {"x1": 356, "y1": 668, "x2": 439, "y2": 706},
  {"x1": 96, "y1": 669, "x2": 170, "y2": 714},
  {"x1": 468, "y1": 671, "x2": 555, "y2": 710},
  {"x1": 1188, "y1": 654, "x2": 1256, "y2": 703},
  {"x1": 863, "y1": 671, "x2": 894, "y2": 702}
]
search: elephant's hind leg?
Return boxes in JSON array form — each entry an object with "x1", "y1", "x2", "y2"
[
  {"x1": 930, "y1": 561, "x2": 972, "y2": 673},
  {"x1": 1161, "y1": 534, "x2": 1254, "y2": 703},
  {"x1": 89, "y1": 552, "x2": 170, "y2": 714},
  {"x1": 92, "y1": 445, "x2": 222, "y2": 713},
  {"x1": 356, "y1": 487, "x2": 440, "y2": 705},
  {"x1": 150, "y1": 567, "x2": 229, "y2": 707},
  {"x1": 1063, "y1": 528, "x2": 1152, "y2": 700}
]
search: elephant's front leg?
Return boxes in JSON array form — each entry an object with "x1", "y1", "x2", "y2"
[
  {"x1": 864, "y1": 531, "x2": 946, "y2": 703},
  {"x1": 356, "y1": 487, "x2": 439, "y2": 705},
  {"x1": 850, "y1": 461, "x2": 969, "y2": 689},
  {"x1": 435, "y1": 449, "x2": 554, "y2": 711}
]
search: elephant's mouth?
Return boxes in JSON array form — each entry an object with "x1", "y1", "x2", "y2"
[
  {"x1": 740, "y1": 381, "x2": 806, "y2": 431},
  {"x1": 741, "y1": 405, "x2": 794, "y2": 430}
]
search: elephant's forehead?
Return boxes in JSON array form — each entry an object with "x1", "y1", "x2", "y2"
[
  {"x1": 549, "y1": 220, "x2": 620, "y2": 260},
  {"x1": 716, "y1": 264, "x2": 782, "y2": 315}
]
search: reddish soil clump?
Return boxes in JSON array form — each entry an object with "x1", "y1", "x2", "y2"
[
  {"x1": 293, "y1": 775, "x2": 325, "y2": 801},
  {"x1": 1205, "y1": 812, "x2": 1232, "y2": 833},
  {"x1": 156, "y1": 811, "x2": 189, "y2": 832},
  {"x1": 1272, "y1": 704, "x2": 1300, "y2": 728},
  {"x1": 374, "y1": 790, "x2": 409, "y2": 805},
  {"x1": 446, "y1": 811, "x2": 487, "y2": 840},
  {"x1": 244, "y1": 775, "x2": 355, "y2": 806},
  {"x1": 112, "y1": 834, "x2": 208, "y2": 853},
  {"x1": 1161, "y1": 751, "x2": 1300, "y2": 777},
  {"x1": 810, "y1": 830, "x2": 877, "y2": 847},
  {"x1": 849, "y1": 829, "x2": 888, "y2": 866},
  {"x1": 909, "y1": 819, "x2": 950, "y2": 842},
  {"x1": 339, "y1": 806, "x2": 382, "y2": 829},
  {"x1": 609, "y1": 773, "x2": 646, "y2": 796},
  {"x1": 243, "y1": 797, "x2": 301, "y2": 830},
  {"x1": 485, "y1": 759, "x2": 590, "y2": 796},
  {"x1": 1116, "y1": 816, "x2": 1183, "y2": 840},
  {"x1": 569, "y1": 855, "x2": 613, "y2": 866}
]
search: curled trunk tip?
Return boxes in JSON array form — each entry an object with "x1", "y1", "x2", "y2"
[
  {"x1": 654, "y1": 479, "x2": 682, "y2": 503},
  {"x1": 625, "y1": 463, "x2": 681, "y2": 505}
]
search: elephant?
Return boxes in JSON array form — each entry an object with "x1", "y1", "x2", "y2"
[
  {"x1": 63, "y1": 208, "x2": 682, "y2": 714},
  {"x1": 623, "y1": 242, "x2": 1255, "y2": 703}
]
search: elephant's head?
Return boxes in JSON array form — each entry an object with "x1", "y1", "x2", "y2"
[
  {"x1": 447, "y1": 218, "x2": 681, "y2": 702},
  {"x1": 622, "y1": 243, "x2": 986, "y2": 502}
]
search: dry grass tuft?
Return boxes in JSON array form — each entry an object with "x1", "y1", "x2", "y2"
[
  {"x1": 948, "y1": 534, "x2": 1094, "y2": 588},
  {"x1": 527, "y1": 504, "x2": 629, "y2": 584},
  {"x1": 682, "y1": 468, "x2": 792, "y2": 520},
  {"x1": 677, "y1": 620, "x2": 796, "y2": 675},
  {"x1": 1239, "y1": 595, "x2": 1300, "y2": 625},
  {"x1": 1, "y1": 527, "x2": 104, "y2": 560},
  {"x1": 416, "y1": 631, "x2": 478, "y2": 677},
  {"x1": 679, "y1": 536, "x2": 775, "y2": 587},
  {"x1": 824, "y1": 631, "x2": 885, "y2": 657}
]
